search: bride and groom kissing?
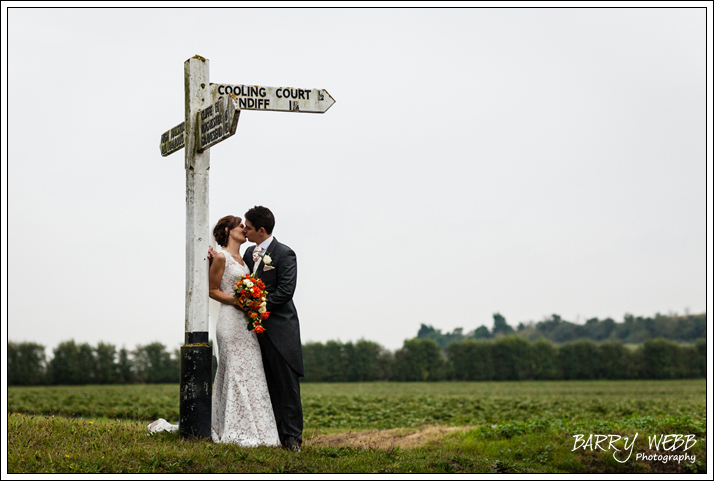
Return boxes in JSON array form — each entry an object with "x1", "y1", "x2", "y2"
[
  {"x1": 209, "y1": 206, "x2": 303, "y2": 452},
  {"x1": 149, "y1": 206, "x2": 304, "y2": 452}
]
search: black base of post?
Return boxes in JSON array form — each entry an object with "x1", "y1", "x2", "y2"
[{"x1": 180, "y1": 331, "x2": 212, "y2": 440}]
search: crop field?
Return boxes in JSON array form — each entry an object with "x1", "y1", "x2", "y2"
[{"x1": 7, "y1": 380, "x2": 707, "y2": 474}]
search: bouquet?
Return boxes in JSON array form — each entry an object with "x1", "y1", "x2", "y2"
[{"x1": 233, "y1": 274, "x2": 270, "y2": 333}]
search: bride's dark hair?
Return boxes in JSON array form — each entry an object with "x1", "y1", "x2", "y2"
[{"x1": 213, "y1": 215, "x2": 242, "y2": 247}]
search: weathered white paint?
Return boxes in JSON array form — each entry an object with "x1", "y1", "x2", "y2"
[
  {"x1": 184, "y1": 56, "x2": 211, "y2": 334},
  {"x1": 212, "y1": 84, "x2": 335, "y2": 113}
]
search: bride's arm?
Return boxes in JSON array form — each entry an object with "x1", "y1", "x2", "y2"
[{"x1": 208, "y1": 253, "x2": 238, "y2": 306}]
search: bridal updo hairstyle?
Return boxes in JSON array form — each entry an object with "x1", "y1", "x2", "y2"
[
  {"x1": 213, "y1": 215, "x2": 242, "y2": 248},
  {"x1": 245, "y1": 206, "x2": 275, "y2": 235}
]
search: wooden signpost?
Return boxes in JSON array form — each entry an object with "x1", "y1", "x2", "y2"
[{"x1": 159, "y1": 55, "x2": 335, "y2": 439}]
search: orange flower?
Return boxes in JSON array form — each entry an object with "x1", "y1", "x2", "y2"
[
  {"x1": 260, "y1": 311, "x2": 270, "y2": 321},
  {"x1": 253, "y1": 324, "x2": 266, "y2": 334},
  {"x1": 250, "y1": 312, "x2": 258, "y2": 319}
]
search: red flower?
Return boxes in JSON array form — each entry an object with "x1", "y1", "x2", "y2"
[
  {"x1": 253, "y1": 324, "x2": 266, "y2": 334},
  {"x1": 260, "y1": 311, "x2": 270, "y2": 321}
]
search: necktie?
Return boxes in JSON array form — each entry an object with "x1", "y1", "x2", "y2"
[{"x1": 252, "y1": 246, "x2": 263, "y2": 263}]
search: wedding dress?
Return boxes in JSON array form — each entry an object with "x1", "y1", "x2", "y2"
[
  {"x1": 149, "y1": 252, "x2": 280, "y2": 447},
  {"x1": 210, "y1": 252, "x2": 280, "y2": 446}
]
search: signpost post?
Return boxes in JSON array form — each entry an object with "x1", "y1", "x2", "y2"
[{"x1": 160, "y1": 55, "x2": 335, "y2": 439}]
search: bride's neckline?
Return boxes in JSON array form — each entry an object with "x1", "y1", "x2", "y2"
[{"x1": 223, "y1": 250, "x2": 245, "y2": 267}]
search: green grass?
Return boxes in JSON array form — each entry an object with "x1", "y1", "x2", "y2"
[{"x1": 7, "y1": 380, "x2": 707, "y2": 474}]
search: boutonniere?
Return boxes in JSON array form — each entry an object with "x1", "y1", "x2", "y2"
[{"x1": 260, "y1": 253, "x2": 275, "y2": 271}]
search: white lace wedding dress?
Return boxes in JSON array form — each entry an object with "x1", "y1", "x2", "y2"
[
  {"x1": 210, "y1": 252, "x2": 280, "y2": 446},
  {"x1": 149, "y1": 252, "x2": 280, "y2": 447}
]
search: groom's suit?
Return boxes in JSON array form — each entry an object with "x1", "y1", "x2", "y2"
[{"x1": 244, "y1": 237, "x2": 304, "y2": 446}]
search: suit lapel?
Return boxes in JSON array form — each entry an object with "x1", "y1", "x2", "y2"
[{"x1": 256, "y1": 237, "x2": 278, "y2": 277}]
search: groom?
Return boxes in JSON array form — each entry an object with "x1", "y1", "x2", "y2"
[{"x1": 241, "y1": 206, "x2": 304, "y2": 452}]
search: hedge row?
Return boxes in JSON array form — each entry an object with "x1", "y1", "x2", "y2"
[
  {"x1": 304, "y1": 337, "x2": 706, "y2": 382},
  {"x1": 8, "y1": 336, "x2": 706, "y2": 386},
  {"x1": 7, "y1": 340, "x2": 180, "y2": 386}
]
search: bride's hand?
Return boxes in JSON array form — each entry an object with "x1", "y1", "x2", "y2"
[
  {"x1": 208, "y1": 245, "x2": 217, "y2": 264},
  {"x1": 233, "y1": 299, "x2": 245, "y2": 311}
]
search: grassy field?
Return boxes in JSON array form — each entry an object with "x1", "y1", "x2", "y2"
[{"x1": 7, "y1": 380, "x2": 707, "y2": 474}]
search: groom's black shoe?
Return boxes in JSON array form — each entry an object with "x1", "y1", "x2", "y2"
[{"x1": 283, "y1": 436, "x2": 302, "y2": 453}]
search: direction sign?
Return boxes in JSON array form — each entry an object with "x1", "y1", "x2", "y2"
[
  {"x1": 160, "y1": 122, "x2": 185, "y2": 157},
  {"x1": 212, "y1": 84, "x2": 335, "y2": 113},
  {"x1": 161, "y1": 82, "x2": 335, "y2": 156},
  {"x1": 197, "y1": 95, "x2": 240, "y2": 152}
]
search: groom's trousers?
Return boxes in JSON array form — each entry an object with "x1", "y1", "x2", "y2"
[{"x1": 257, "y1": 333, "x2": 303, "y2": 446}]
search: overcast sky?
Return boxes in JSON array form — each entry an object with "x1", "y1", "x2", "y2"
[{"x1": 4, "y1": 5, "x2": 712, "y2": 356}]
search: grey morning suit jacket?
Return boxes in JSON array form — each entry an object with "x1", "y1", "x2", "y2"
[{"x1": 244, "y1": 238, "x2": 304, "y2": 376}]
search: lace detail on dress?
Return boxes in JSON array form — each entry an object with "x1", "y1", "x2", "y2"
[{"x1": 211, "y1": 252, "x2": 280, "y2": 446}]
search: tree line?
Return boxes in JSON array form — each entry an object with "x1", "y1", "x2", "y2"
[
  {"x1": 302, "y1": 337, "x2": 706, "y2": 382},
  {"x1": 8, "y1": 340, "x2": 181, "y2": 386},
  {"x1": 8, "y1": 336, "x2": 706, "y2": 386},
  {"x1": 417, "y1": 312, "x2": 706, "y2": 347}
]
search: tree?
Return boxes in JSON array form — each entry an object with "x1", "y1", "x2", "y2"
[
  {"x1": 49, "y1": 340, "x2": 85, "y2": 385},
  {"x1": 558, "y1": 340, "x2": 598, "y2": 380},
  {"x1": 94, "y1": 342, "x2": 119, "y2": 384},
  {"x1": 693, "y1": 338, "x2": 706, "y2": 377},
  {"x1": 492, "y1": 313, "x2": 514, "y2": 337},
  {"x1": 301, "y1": 341, "x2": 328, "y2": 382},
  {"x1": 583, "y1": 318, "x2": 616, "y2": 341},
  {"x1": 77, "y1": 342, "x2": 97, "y2": 384},
  {"x1": 595, "y1": 341, "x2": 635, "y2": 379},
  {"x1": 350, "y1": 339, "x2": 386, "y2": 381},
  {"x1": 550, "y1": 322, "x2": 582, "y2": 343},
  {"x1": 133, "y1": 342, "x2": 178, "y2": 383},
  {"x1": 472, "y1": 326, "x2": 492, "y2": 340},
  {"x1": 8, "y1": 341, "x2": 47, "y2": 386},
  {"x1": 447, "y1": 339, "x2": 494, "y2": 381},
  {"x1": 491, "y1": 335, "x2": 531, "y2": 380},
  {"x1": 675, "y1": 314, "x2": 706, "y2": 342},
  {"x1": 637, "y1": 338, "x2": 680, "y2": 379},
  {"x1": 674, "y1": 344, "x2": 702, "y2": 379},
  {"x1": 393, "y1": 338, "x2": 446, "y2": 381},
  {"x1": 529, "y1": 339, "x2": 559, "y2": 380},
  {"x1": 117, "y1": 347, "x2": 135, "y2": 383},
  {"x1": 417, "y1": 324, "x2": 437, "y2": 338},
  {"x1": 377, "y1": 347, "x2": 396, "y2": 381},
  {"x1": 323, "y1": 340, "x2": 352, "y2": 382}
]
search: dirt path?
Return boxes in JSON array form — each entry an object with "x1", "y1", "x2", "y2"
[{"x1": 305, "y1": 425, "x2": 475, "y2": 449}]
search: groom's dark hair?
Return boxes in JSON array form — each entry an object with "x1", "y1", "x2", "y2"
[{"x1": 245, "y1": 206, "x2": 275, "y2": 235}]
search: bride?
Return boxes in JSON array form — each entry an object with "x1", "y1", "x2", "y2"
[
  {"x1": 206, "y1": 215, "x2": 281, "y2": 446},
  {"x1": 148, "y1": 215, "x2": 280, "y2": 447}
]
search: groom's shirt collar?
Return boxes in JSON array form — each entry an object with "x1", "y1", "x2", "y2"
[{"x1": 257, "y1": 236, "x2": 274, "y2": 252}]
